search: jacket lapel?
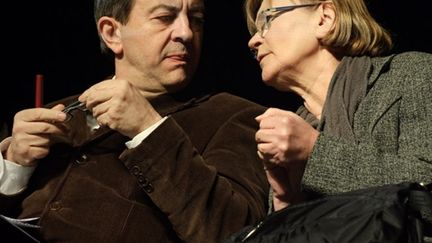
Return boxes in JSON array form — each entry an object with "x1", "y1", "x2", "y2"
[{"x1": 355, "y1": 54, "x2": 402, "y2": 134}]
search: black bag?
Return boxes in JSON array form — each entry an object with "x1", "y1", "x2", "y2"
[{"x1": 224, "y1": 182, "x2": 432, "y2": 243}]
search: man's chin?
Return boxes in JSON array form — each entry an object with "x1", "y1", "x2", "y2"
[
  {"x1": 160, "y1": 71, "x2": 189, "y2": 90},
  {"x1": 162, "y1": 65, "x2": 196, "y2": 91}
]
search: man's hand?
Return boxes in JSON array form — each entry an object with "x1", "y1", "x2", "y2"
[
  {"x1": 6, "y1": 104, "x2": 67, "y2": 166},
  {"x1": 79, "y1": 79, "x2": 162, "y2": 138}
]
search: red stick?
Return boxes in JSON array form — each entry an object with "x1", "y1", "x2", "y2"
[{"x1": 35, "y1": 74, "x2": 44, "y2": 108}]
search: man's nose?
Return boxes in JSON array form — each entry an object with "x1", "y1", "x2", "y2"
[{"x1": 172, "y1": 15, "x2": 193, "y2": 42}]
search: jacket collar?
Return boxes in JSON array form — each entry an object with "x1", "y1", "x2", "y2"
[{"x1": 367, "y1": 54, "x2": 396, "y2": 87}]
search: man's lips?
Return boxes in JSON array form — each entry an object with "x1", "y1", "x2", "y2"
[{"x1": 166, "y1": 53, "x2": 189, "y2": 62}]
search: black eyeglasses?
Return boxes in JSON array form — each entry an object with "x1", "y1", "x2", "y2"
[
  {"x1": 252, "y1": 1, "x2": 331, "y2": 38},
  {"x1": 62, "y1": 100, "x2": 100, "y2": 131},
  {"x1": 62, "y1": 100, "x2": 88, "y2": 123}
]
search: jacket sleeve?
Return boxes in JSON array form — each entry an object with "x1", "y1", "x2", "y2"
[
  {"x1": 119, "y1": 105, "x2": 269, "y2": 242},
  {"x1": 303, "y1": 53, "x2": 432, "y2": 195}
]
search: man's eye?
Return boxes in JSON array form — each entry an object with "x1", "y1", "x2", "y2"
[
  {"x1": 156, "y1": 15, "x2": 176, "y2": 23},
  {"x1": 189, "y1": 13, "x2": 205, "y2": 30},
  {"x1": 190, "y1": 16, "x2": 204, "y2": 27}
]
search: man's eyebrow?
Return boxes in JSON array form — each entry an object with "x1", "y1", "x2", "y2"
[
  {"x1": 147, "y1": 3, "x2": 205, "y2": 14},
  {"x1": 148, "y1": 4, "x2": 178, "y2": 13}
]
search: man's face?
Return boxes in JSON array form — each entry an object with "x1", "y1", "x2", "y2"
[{"x1": 116, "y1": 0, "x2": 204, "y2": 93}]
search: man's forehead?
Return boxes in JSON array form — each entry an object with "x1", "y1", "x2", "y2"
[{"x1": 142, "y1": 0, "x2": 204, "y2": 9}]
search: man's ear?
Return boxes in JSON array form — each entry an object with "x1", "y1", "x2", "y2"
[
  {"x1": 315, "y1": 2, "x2": 336, "y2": 39},
  {"x1": 97, "y1": 16, "x2": 123, "y2": 54}
]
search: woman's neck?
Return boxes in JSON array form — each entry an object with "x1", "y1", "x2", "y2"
[{"x1": 292, "y1": 53, "x2": 340, "y2": 119}]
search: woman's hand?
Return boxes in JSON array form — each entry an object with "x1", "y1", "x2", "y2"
[{"x1": 256, "y1": 108, "x2": 319, "y2": 209}]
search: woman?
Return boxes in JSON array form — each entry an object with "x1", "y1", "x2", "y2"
[{"x1": 245, "y1": 0, "x2": 432, "y2": 210}]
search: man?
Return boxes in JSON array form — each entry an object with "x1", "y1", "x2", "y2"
[{"x1": 0, "y1": 0, "x2": 268, "y2": 242}]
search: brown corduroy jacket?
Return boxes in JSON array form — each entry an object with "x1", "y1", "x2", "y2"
[{"x1": 0, "y1": 92, "x2": 269, "y2": 243}]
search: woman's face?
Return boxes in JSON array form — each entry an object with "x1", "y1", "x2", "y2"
[{"x1": 248, "y1": 0, "x2": 322, "y2": 90}]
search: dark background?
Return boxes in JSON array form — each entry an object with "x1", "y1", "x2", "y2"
[{"x1": 2, "y1": 0, "x2": 431, "y2": 131}]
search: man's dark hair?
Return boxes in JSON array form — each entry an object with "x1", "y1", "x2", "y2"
[{"x1": 94, "y1": 0, "x2": 134, "y2": 54}]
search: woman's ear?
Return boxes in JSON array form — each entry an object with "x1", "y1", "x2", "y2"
[
  {"x1": 97, "y1": 16, "x2": 123, "y2": 54},
  {"x1": 315, "y1": 2, "x2": 336, "y2": 39}
]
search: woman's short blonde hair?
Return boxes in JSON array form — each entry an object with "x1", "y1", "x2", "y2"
[{"x1": 244, "y1": 0, "x2": 393, "y2": 56}]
